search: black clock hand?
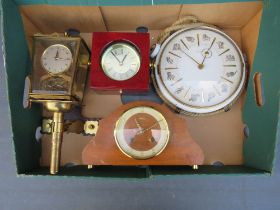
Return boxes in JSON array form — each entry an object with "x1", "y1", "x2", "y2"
[
  {"x1": 120, "y1": 53, "x2": 128, "y2": 65},
  {"x1": 179, "y1": 49, "x2": 200, "y2": 65},
  {"x1": 55, "y1": 50, "x2": 59, "y2": 60},
  {"x1": 199, "y1": 37, "x2": 216, "y2": 68},
  {"x1": 110, "y1": 51, "x2": 121, "y2": 64}
]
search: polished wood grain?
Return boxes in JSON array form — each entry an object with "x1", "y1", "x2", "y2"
[{"x1": 82, "y1": 101, "x2": 204, "y2": 166}]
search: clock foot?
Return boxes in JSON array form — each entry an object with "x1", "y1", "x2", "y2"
[{"x1": 192, "y1": 165, "x2": 199, "y2": 170}]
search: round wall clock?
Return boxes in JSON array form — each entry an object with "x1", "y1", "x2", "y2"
[{"x1": 152, "y1": 26, "x2": 246, "y2": 115}]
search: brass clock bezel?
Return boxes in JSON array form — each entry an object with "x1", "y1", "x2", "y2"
[
  {"x1": 41, "y1": 43, "x2": 73, "y2": 75},
  {"x1": 114, "y1": 106, "x2": 170, "y2": 160},
  {"x1": 100, "y1": 41, "x2": 142, "y2": 81}
]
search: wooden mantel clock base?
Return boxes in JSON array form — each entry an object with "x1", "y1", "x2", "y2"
[{"x1": 82, "y1": 101, "x2": 204, "y2": 166}]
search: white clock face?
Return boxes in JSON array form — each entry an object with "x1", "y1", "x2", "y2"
[
  {"x1": 41, "y1": 44, "x2": 72, "y2": 74},
  {"x1": 154, "y1": 26, "x2": 246, "y2": 115},
  {"x1": 114, "y1": 106, "x2": 169, "y2": 159},
  {"x1": 101, "y1": 42, "x2": 141, "y2": 81}
]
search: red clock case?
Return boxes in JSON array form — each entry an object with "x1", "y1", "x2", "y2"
[{"x1": 90, "y1": 32, "x2": 150, "y2": 92}]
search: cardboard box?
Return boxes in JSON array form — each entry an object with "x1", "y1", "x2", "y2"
[{"x1": 1, "y1": 0, "x2": 280, "y2": 177}]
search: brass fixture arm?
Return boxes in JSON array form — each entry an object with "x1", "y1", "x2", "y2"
[{"x1": 50, "y1": 111, "x2": 64, "y2": 175}]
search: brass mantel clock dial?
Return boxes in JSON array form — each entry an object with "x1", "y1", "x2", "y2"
[
  {"x1": 41, "y1": 44, "x2": 73, "y2": 74},
  {"x1": 153, "y1": 26, "x2": 246, "y2": 115},
  {"x1": 101, "y1": 42, "x2": 141, "y2": 81},
  {"x1": 114, "y1": 106, "x2": 169, "y2": 159}
]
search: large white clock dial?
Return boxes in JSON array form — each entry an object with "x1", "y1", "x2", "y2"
[
  {"x1": 153, "y1": 26, "x2": 246, "y2": 115},
  {"x1": 41, "y1": 44, "x2": 73, "y2": 74},
  {"x1": 101, "y1": 42, "x2": 141, "y2": 81}
]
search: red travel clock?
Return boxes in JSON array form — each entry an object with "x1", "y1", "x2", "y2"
[{"x1": 90, "y1": 32, "x2": 150, "y2": 92}]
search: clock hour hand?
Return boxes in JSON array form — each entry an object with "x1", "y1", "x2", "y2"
[
  {"x1": 120, "y1": 53, "x2": 128, "y2": 65},
  {"x1": 110, "y1": 51, "x2": 121, "y2": 64},
  {"x1": 55, "y1": 50, "x2": 59, "y2": 60},
  {"x1": 199, "y1": 37, "x2": 216, "y2": 68},
  {"x1": 134, "y1": 118, "x2": 143, "y2": 130}
]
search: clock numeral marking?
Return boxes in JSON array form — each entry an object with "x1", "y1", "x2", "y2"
[
  {"x1": 186, "y1": 36, "x2": 195, "y2": 43},
  {"x1": 223, "y1": 64, "x2": 236, "y2": 67},
  {"x1": 221, "y1": 76, "x2": 234, "y2": 84},
  {"x1": 175, "y1": 86, "x2": 184, "y2": 94},
  {"x1": 184, "y1": 87, "x2": 191, "y2": 98},
  {"x1": 213, "y1": 85, "x2": 221, "y2": 96},
  {"x1": 208, "y1": 92, "x2": 216, "y2": 102},
  {"x1": 166, "y1": 56, "x2": 174, "y2": 64},
  {"x1": 173, "y1": 43, "x2": 181, "y2": 51},
  {"x1": 180, "y1": 39, "x2": 189, "y2": 50},
  {"x1": 226, "y1": 54, "x2": 235, "y2": 61},
  {"x1": 197, "y1": 34, "x2": 200, "y2": 46},
  {"x1": 219, "y1": 49, "x2": 230, "y2": 56},
  {"x1": 113, "y1": 72, "x2": 118, "y2": 79},
  {"x1": 202, "y1": 34, "x2": 210, "y2": 41},
  {"x1": 217, "y1": 41, "x2": 224, "y2": 49},
  {"x1": 171, "y1": 78, "x2": 183, "y2": 86},
  {"x1": 189, "y1": 93, "x2": 200, "y2": 102},
  {"x1": 209, "y1": 37, "x2": 216, "y2": 49},
  {"x1": 165, "y1": 67, "x2": 178, "y2": 70},
  {"x1": 201, "y1": 91, "x2": 205, "y2": 103},
  {"x1": 168, "y1": 51, "x2": 181, "y2": 58},
  {"x1": 221, "y1": 84, "x2": 228, "y2": 93},
  {"x1": 167, "y1": 72, "x2": 175, "y2": 81},
  {"x1": 226, "y1": 71, "x2": 237, "y2": 77}
]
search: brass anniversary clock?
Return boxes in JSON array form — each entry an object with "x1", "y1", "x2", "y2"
[
  {"x1": 152, "y1": 25, "x2": 246, "y2": 115},
  {"x1": 25, "y1": 32, "x2": 90, "y2": 174}
]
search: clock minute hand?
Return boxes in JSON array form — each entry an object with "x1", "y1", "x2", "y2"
[
  {"x1": 55, "y1": 57, "x2": 71, "y2": 61},
  {"x1": 110, "y1": 51, "x2": 121, "y2": 64},
  {"x1": 179, "y1": 49, "x2": 200, "y2": 65},
  {"x1": 136, "y1": 119, "x2": 163, "y2": 135}
]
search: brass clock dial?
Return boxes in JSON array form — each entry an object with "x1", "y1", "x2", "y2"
[
  {"x1": 114, "y1": 106, "x2": 169, "y2": 159},
  {"x1": 41, "y1": 44, "x2": 73, "y2": 74},
  {"x1": 101, "y1": 42, "x2": 141, "y2": 81}
]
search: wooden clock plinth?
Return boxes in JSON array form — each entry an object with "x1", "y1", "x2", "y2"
[{"x1": 82, "y1": 101, "x2": 204, "y2": 166}]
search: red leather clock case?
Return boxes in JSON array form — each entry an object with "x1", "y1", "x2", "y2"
[{"x1": 90, "y1": 32, "x2": 150, "y2": 92}]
